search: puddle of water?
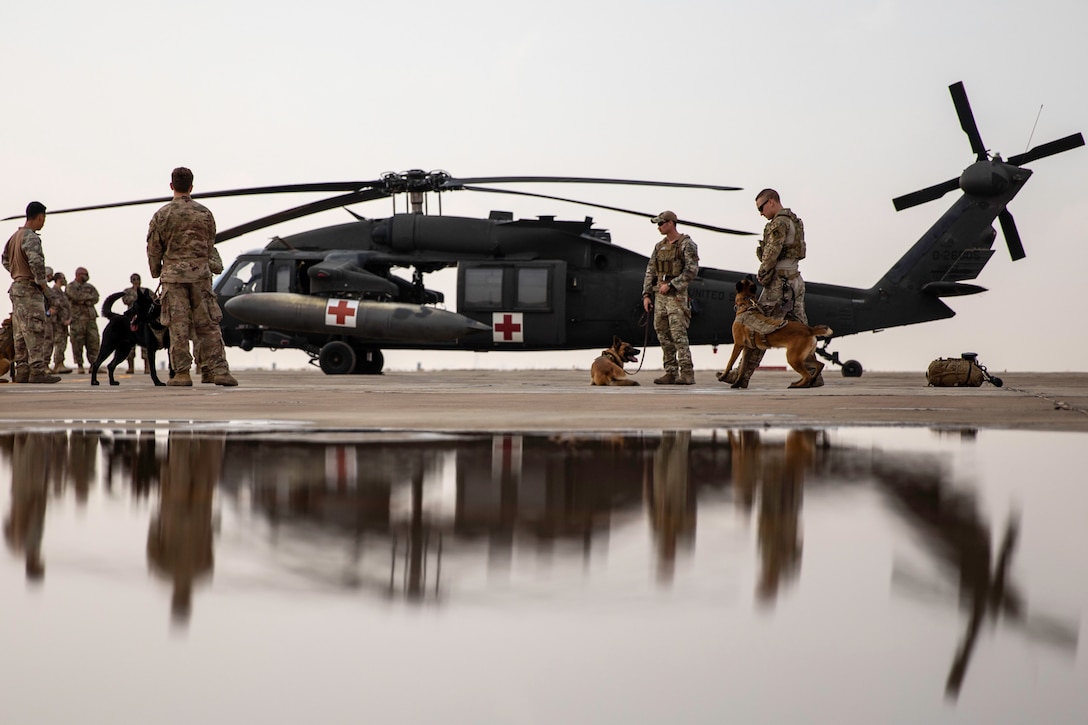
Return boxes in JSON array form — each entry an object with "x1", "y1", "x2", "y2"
[{"x1": 1, "y1": 427, "x2": 1085, "y2": 725}]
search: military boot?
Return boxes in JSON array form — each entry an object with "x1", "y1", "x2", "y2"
[
  {"x1": 52, "y1": 363, "x2": 73, "y2": 374},
  {"x1": 14, "y1": 363, "x2": 30, "y2": 384},
  {"x1": 200, "y1": 367, "x2": 215, "y2": 384},
  {"x1": 654, "y1": 372, "x2": 677, "y2": 385},
  {"x1": 716, "y1": 368, "x2": 741, "y2": 385},
  {"x1": 211, "y1": 370, "x2": 238, "y2": 387},
  {"x1": 28, "y1": 372, "x2": 62, "y2": 384},
  {"x1": 731, "y1": 348, "x2": 766, "y2": 389},
  {"x1": 167, "y1": 370, "x2": 193, "y2": 387},
  {"x1": 676, "y1": 370, "x2": 695, "y2": 385}
]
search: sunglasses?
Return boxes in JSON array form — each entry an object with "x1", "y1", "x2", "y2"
[{"x1": 757, "y1": 199, "x2": 771, "y2": 213}]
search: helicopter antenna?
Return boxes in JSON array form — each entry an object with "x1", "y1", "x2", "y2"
[{"x1": 1025, "y1": 104, "x2": 1044, "y2": 152}]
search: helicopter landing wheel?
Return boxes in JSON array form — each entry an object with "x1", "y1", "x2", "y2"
[
  {"x1": 319, "y1": 341, "x2": 356, "y2": 375},
  {"x1": 841, "y1": 359, "x2": 864, "y2": 378},
  {"x1": 352, "y1": 347, "x2": 384, "y2": 375}
]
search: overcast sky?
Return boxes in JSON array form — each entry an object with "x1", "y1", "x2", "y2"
[{"x1": 3, "y1": 0, "x2": 1086, "y2": 373}]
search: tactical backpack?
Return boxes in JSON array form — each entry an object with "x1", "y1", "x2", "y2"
[{"x1": 926, "y1": 353, "x2": 1003, "y2": 388}]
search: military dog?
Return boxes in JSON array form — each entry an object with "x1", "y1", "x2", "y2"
[
  {"x1": 91, "y1": 289, "x2": 170, "y2": 387},
  {"x1": 0, "y1": 315, "x2": 13, "y2": 382},
  {"x1": 718, "y1": 278, "x2": 833, "y2": 389},
  {"x1": 591, "y1": 336, "x2": 641, "y2": 386}
]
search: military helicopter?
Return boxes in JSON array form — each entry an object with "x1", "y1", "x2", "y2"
[{"x1": 15, "y1": 82, "x2": 1082, "y2": 376}]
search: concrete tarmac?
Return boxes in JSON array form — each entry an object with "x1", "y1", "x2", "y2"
[{"x1": 3, "y1": 368, "x2": 1088, "y2": 432}]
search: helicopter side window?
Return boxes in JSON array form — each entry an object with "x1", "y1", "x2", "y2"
[
  {"x1": 218, "y1": 260, "x2": 263, "y2": 296},
  {"x1": 516, "y1": 268, "x2": 550, "y2": 309},
  {"x1": 274, "y1": 263, "x2": 293, "y2": 292},
  {"x1": 464, "y1": 268, "x2": 504, "y2": 308}
]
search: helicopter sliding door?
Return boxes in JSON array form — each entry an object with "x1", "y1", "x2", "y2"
[{"x1": 458, "y1": 261, "x2": 566, "y2": 347}]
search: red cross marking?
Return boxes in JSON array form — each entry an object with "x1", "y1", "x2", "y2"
[
  {"x1": 494, "y1": 313, "x2": 522, "y2": 341},
  {"x1": 327, "y1": 300, "x2": 356, "y2": 325}
]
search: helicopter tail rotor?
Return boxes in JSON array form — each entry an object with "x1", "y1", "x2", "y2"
[{"x1": 891, "y1": 81, "x2": 1085, "y2": 262}]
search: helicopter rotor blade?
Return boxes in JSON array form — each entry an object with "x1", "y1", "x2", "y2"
[
  {"x1": 0, "y1": 181, "x2": 384, "y2": 222},
  {"x1": 950, "y1": 82, "x2": 987, "y2": 161},
  {"x1": 892, "y1": 177, "x2": 961, "y2": 211},
  {"x1": 214, "y1": 188, "x2": 390, "y2": 243},
  {"x1": 460, "y1": 185, "x2": 756, "y2": 236},
  {"x1": 1006, "y1": 132, "x2": 1086, "y2": 166},
  {"x1": 998, "y1": 209, "x2": 1026, "y2": 261},
  {"x1": 444, "y1": 176, "x2": 742, "y2": 192}
]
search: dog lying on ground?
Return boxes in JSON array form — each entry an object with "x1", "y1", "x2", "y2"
[
  {"x1": 718, "y1": 278, "x2": 833, "y2": 389},
  {"x1": 591, "y1": 336, "x2": 641, "y2": 386},
  {"x1": 91, "y1": 289, "x2": 170, "y2": 386},
  {"x1": 0, "y1": 315, "x2": 13, "y2": 382}
]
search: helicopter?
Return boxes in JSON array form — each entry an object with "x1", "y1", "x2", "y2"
[{"x1": 13, "y1": 82, "x2": 1082, "y2": 376}]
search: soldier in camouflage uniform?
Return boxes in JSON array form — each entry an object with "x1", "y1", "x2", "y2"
[
  {"x1": 146, "y1": 167, "x2": 237, "y2": 387},
  {"x1": 47, "y1": 272, "x2": 73, "y2": 373},
  {"x1": 1, "y1": 202, "x2": 61, "y2": 384},
  {"x1": 725, "y1": 189, "x2": 822, "y2": 389},
  {"x1": 642, "y1": 211, "x2": 700, "y2": 385},
  {"x1": 121, "y1": 272, "x2": 153, "y2": 374},
  {"x1": 67, "y1": 266, "x2": 101, "y2": 374}
]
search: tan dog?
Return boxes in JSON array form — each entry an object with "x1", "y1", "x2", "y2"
[
  {"x1": 591, "y1": 336, "x2": 641, "y2": 386},
  {"x1": 0, "y1": 316, "x2": 14, "y2": 382},
  {"x1": 718, "y1": 278, "x2": 833, "y2": 389}
]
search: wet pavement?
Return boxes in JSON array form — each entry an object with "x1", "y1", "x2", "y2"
[{"x1": 2, "y1": 425, "x2": 1086, "y2": 724}]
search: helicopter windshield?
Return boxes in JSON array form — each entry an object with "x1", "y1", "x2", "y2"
[{"x1": 218, "y1": 259, "x2": 264, "y2": 296}]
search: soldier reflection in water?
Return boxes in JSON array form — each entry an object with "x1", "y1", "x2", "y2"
[
  {"x1": 3, "y1": 432, "x2": 52, "y2": 582},
  {"x1": 645, "y1": 431, "x2": 696, "y2": 584},
  {"x1": 147, "y1": 432, "x2": 223, "y2": 628},
  {"x1": 761, "y1": 430, "x2": 815, "y2": 606}
]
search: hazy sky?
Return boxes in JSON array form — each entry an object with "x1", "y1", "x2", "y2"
[{"x1": 3, "y1": 0, "x2": 1086, "y2": 373}]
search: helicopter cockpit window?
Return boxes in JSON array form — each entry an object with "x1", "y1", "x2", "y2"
[
  {"x1": 464, "y1": 267, "x2": 504, "y2": 308},
  {"x1": 219, "y1": 260, "x2": 263, "y2": 296},
  {"x1": 516, "y1": 268, "x2": 549, "y2": 308}
]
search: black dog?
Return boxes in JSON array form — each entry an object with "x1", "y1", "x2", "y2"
[{"x1": 91, "y1": 289, "x2": 170, "y2": 386}]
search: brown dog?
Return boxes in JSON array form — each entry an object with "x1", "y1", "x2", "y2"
[
  {"x1": 0, "y1": 316, "x2": 14, "y2": 382},
  {"x1": 591, "y1": 336, "x2": 641, "y2": 386},
  {"x1": 718, "y1": 278, "x2": 833, "y2": 389}
]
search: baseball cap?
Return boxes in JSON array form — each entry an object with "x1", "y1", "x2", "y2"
[{"x1": 651, "y1": 211, "x2": 678, "y2": 225}]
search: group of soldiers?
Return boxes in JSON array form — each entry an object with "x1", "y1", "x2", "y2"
[
  {"x1": 2, "y1": 167, "x2": 237, "y2": 387},
  {"x1": 643, "y1": 188, "x2": 822, "y2": 389}
]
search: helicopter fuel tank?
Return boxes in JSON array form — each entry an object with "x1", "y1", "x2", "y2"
[{"x1": 224, "y1": 293, "x2": 490, "y2": 343}]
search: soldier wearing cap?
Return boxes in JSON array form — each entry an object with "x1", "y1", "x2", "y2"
[
  {"x1": 2, "y1": 202, "x2": 61, "y2": 383},
  {"x1": 67, "y1": 266, "x2": 101, "y2": 374},
  {"x1": 47, "y1": 271, "x2": 72, "y2": 373},
  {"x1": 642, "y1": 211, "x2": 700, "y2": 385},
  {"x1": 724, "y1": 189, "x2": 821, "y2": 389}
]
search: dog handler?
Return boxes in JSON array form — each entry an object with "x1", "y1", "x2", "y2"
[
  {"x1": 642, "y1": 211, "x2": 699, "y2": 385},
  {"x1": 147, "y1": 167, "x2": 237, "y2": 387},
  {"x1": 725, "y1": 189, "x2": 822, "y2": 389}
]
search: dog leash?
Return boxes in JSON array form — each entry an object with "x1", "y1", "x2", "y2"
[{"x1": 627, "y1": 309, "x2": 652, "y2": 375}]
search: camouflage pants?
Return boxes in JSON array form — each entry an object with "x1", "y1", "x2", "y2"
[
  {"x1": 9, "y1": 282, "x2": 51, "y2": 377},
  {"x1": 69, "y1": 317, "x2": 101, "y2": 367},
  {"x1": 653, "y1": 291, "x2": 693, "y2": 376},
  {"x1": 52, "y1": 323, "x2": 69, "y2": 367},
  {"x1": 160, "y1": 281, "x2": 228, "y2": 374},
  {"x1": 759, "y1": 271, "x2": 807, "y2": 325}
]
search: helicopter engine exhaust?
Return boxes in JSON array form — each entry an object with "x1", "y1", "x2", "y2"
[{"x1": 224, "y1": 293, "x2": 490, "y2": 343}]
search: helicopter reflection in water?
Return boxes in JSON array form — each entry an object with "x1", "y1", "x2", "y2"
[{"x1": 1, "y1": 427, "x2": 1080, "y2": 701}]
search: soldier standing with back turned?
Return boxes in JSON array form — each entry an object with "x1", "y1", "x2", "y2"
[
  {"x1": 147, "y1": 166, "x2": 237, "y2": 387},
  {"x1": 642, "y1": 211, "x2": 700, "y2": 385}
]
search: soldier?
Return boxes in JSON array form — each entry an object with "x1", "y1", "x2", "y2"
[
  {"x1": 121, "y1": 272, "x2": 153, "y2": 374},
  {"x1": 726, "y1": 189, "x2": 822, "y2": 389},
  {"x1": 67, "y1": 266, "x2": 101, "y2": 374},
  {"x1": 642, "y1": 211, "x2": 700, "y2": 385},
  {"x1": 47, "y1": 272, "x2": 73, "y2": 373},
  {"x1": 1, "y1": 202, "x2": 60, "y2": 384},
  {"x1": 146, "y1": 166, "x2": 237, "y2": 387}
]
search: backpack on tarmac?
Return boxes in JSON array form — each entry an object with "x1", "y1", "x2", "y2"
[{"x1": 926, "y1": 353, "x2": 1002, "y2": 388}]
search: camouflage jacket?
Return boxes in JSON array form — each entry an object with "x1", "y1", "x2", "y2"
[
  {"x1": 47, "y1": 286, "x2": 71, "y2": 323},
  {"x1": 147, "y1": 195, "x2": 218, "y2": 283},
  {"x1": 756, "y1": 208, "x2": 806, "y2": 283},
  {"x1": 643, "y1": 234, "x2": 699, "y2": 296},
  {"x1": 67, "y1": 280, "x2": 100, "y2": 320},
  {"x1": 2, "y1": 228, "x2": 48, "y2": 287}
]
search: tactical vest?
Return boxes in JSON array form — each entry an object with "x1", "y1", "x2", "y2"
[
  {"x1": 3, "y1": 230, "x2": 34, "y2": 281},
  {"x1": 774, "y1": 209, "x2": 806, "y2": 261},
  {"x1": 654, "y1": 235, "x2": 691, "y2": 279}
]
